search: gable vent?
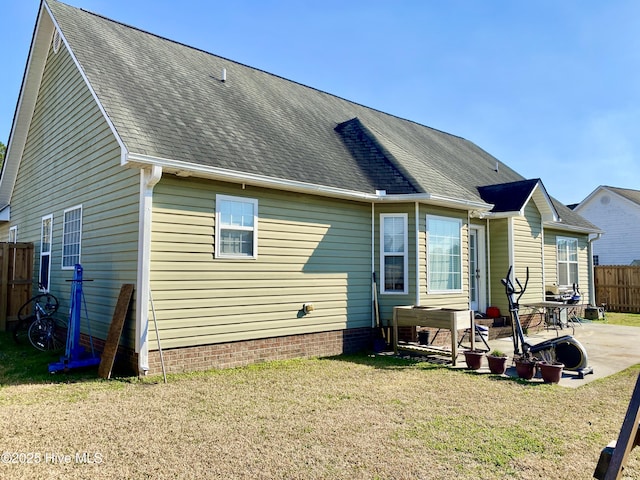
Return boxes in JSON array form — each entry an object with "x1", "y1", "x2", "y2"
[{"x1": 52, "y1": 29, "x2": 62, "y2": 54}]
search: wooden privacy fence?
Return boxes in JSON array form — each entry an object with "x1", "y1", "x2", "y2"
[
  {"x1": 595, "y1": 266, "x2": 640, "y2": 313},
  {"x1": 0, "y1": 242, "x2": 34, "y2": 331}
]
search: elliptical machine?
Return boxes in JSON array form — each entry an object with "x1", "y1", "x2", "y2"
[{"x1": 501, "y1": 266, "x2": 593, "y2": 379}]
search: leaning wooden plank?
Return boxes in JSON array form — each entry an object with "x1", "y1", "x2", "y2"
[
  {"x1": 595, "y1": 373, "x2": 640, "y2": 480},
  {"x1": 98, "y1": 284, "x2": 134, "y2": 379}
]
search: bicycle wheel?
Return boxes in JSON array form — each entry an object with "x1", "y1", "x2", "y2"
[
  {"x1": 17, "y1": 293, "x2": 59, "y2": 321},
  {"x1": 12, "y1": 315, "x2": 35, "y2": 345},
  {"x1": 28, "y1": 316, "x2": 67, "y2": 352}
]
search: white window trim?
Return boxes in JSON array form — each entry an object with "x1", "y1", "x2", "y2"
[
  {"x1": 557, "y1": 236, "x2": 579, "y2": 287},
  {"x1": 62, "y1": 205, "x2": 82, "y2": 270},
  {"x1": 8, "y1": 226, "x2": 17, "y2": 243},
  {"x1": 426, "y1": 214, "x2": 463, "y2": 294},
  {"x1": 215, "y1": 194, "x2": 258, "y2": 260},
  {"x1": 380, "y1": 213, "x2": 409, "y2": 295},
  {"x1": 39, "y1": 215, "x2": 53, "y2": 292}
]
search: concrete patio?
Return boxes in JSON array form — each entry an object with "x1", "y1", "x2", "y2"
[{"x1": 487, "y1": 322, "x2": 640, "y2": 388}]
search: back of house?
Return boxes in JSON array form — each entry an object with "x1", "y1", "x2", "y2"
[{"x1": 0, "y1": 1, "x2": 600, "y2": 375}]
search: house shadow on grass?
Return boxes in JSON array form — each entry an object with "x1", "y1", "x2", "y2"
[
  {"x1": 0, "y1": 331, "x2": 112, "y2": 386},
  {"x1": 328, "y1": 350, "x2": 554, "y2": 388},
  {"x1": 325, "y1": 350, "x2": 451, "y2": 371}
]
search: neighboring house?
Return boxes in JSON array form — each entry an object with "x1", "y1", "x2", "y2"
[
  {"x1": 0, "y1": 1, "x2": 600, "y2": 375},
  {"x1": 573, "y1": 186, "x2": 640, "y2": 266}
]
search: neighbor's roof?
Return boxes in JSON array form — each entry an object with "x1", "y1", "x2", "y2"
[
  {"x1": 606, "y1": 186, "x2": 640, "y2": 206},
  {"x1": 8, "y1": 1, "x2": 598, "y2": 232}
]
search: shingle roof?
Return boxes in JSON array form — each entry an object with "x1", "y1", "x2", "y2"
[
  {"x1": 607, "y1": 186, "x2": 640, "y2": 206},
  {"x1": 477, "y1": 179, "x2": 542, "y2": 213},
  {"x1": 46, "y1": 1, "x2": 598, "y2": 232}
]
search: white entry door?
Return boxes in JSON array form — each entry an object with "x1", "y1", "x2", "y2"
[{"x1": 469, "y1": 226, "x2": 487, "y2": 313}]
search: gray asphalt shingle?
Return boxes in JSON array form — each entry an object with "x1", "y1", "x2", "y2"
[{"x1": 46, "y1": 1, "x2": 598, "y2": 232}]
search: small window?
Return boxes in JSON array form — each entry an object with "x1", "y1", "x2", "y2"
[
  {"x1": 8, "y1": 226, "x2": 17, "y2": 243},
  {"x1": 62, "y1": 205, "x2": 82, "y2": 269},
  {"x1": 427, "y1": 215, "x2": 462, "y2": 292},
  {"x1": 215, "y1": 195, "x2": 257, "y2": 259},
  {"x1": 380, "y1": 214, "x2": 408, "y2": 294},
  {"x1": 40, "y1": 216, "x2": 52, "y2": 291},
  {"x1": 557, "y1": 237, "x2": 578, "y2": 286}
]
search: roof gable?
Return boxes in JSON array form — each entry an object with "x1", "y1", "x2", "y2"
[
  {"x1": 45, "y1": 1, "x2": 527, "y2": 203},
  {"x1": 477, "y1": 179, "x2": 558, "y2": 221},
  {"x1": 0, "y1": 1, "x2": 601, "y2": 234}
]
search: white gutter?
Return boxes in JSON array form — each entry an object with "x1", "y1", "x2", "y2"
[
  {"x1": 126, "y1": 152, "x2": 494, "y2": 212},
  {"x1": 136, "y1": 165, "x2": 163, "y2": 374},
  {"x1": 127, "y1": 153, "x2": 379, "y2": 203}
]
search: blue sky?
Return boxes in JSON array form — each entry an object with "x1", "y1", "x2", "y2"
[{"x1": 2, "y1": 1, "x2": 639, "y2": 205}]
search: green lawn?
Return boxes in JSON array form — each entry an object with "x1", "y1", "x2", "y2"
[
  {"x1": 599, "y1": 311, "x2": 640, "y2": 327},
  {"x1": 1, "y1": 329, "x2": 639, "y2": 479}
]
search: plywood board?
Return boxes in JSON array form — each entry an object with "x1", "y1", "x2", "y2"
[{"x1": 98, "y1": 284, "x2": 134, "y2": 379}]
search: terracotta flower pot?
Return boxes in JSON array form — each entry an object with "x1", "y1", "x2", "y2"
[
  {"x1": 515, "y1": 359, "x2": 537, "y2": 380},
  {"x1": 487, "y1": 355, "x2": 508, "y2": 375},
  {"x1": 539, "y1": 361, "x2": 564, "y2": 384},
  {"x1": 463, "y1": 350, "x2": 484, "y2": 370}
]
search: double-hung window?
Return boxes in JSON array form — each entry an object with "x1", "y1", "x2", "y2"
[
  {"x1": 215, "y1": 194, "x2": 258, "y2": 259},
  {"x1": 557, "y1": 237, "x2": 578, "y2": 286},
  {"x1": 39, "y1": 216, "x2": 52, "y2": 291},
  {"x1": 427, "y1": 215, "x2": 462, "y2": 292},
  {"x1": 380, "y1": 214, "x2": 408, "y2": 294},
  {"x1": 62, "y1": 205, "x2": 82, "y2": 269}
]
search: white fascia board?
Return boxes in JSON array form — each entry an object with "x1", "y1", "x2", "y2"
[
  {"x1": 573, "y1": 185, "x2": 606, "y2": 212},
  {"x1": 527, "y1": 182, "x2": 559, "y2": 222},
  {"x1": 542, "y1": 221, "x2": 603, "y2": 235},
  {"x1": 43, "y1": 3, "x2": 129, "y2": 165},
  {"x1": 0, "y1": 5, "x2": 52, "y2": 209},
  {"x1": 127, "y1": 152, "x2": 496, "y2": 211},
  {"x1": 127, "y1": 152, "x2": 378, "y2": 201},
  {"x1": 0, "y1": 3, "x2": 129, "y2": 211},
  {"x1": 377, "y1": 193, "x2": 493, "y2": 212}
]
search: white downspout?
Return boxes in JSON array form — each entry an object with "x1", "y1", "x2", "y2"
[
  {"x1": 486, "y1": 217, "x2": 491, "y2": 307},
  {"x1": 371, "y1": 202, "x2": 375, "y2": 328},
  {"x1": 587, "y1": 233, "x2": 602, "y2": 305},
  {"x1": 415, "y1": 202, "x2": 420, "y2": 306},
  {"x1": 136, "y1": 165, "x2": 162, "y2": 375}
]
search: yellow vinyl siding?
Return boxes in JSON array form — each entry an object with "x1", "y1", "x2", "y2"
[
  {"x1": 374, "y1": 203, "x2": 416, "y2": 322},
  {"x1": 512, "y1": 202, "x2": 544, "y2": 304},
  {"x1": 7, "y1": 42, "x2": 140, "y2": 344},
  {"x1": 544, "y1": 229, "x2": 590, "y2": 300},
  {"x1": 150, "y1": 176, "x2": 372, "y2": 349},
  {"x1": 419, "y1": 205, "x2": 469, "y2": 309},
  {"x1": 488, "y1": 218, "x2": 510, "y2": 314}
]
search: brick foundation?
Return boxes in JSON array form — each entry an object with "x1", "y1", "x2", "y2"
[{"x1": 139, "y1": 327, "x2": 374, "y2": 376}]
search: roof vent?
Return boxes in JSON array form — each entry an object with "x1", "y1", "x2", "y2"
[
  {"x1": 495, "y1": 161, "x2": 499, "y2": 173},
  {"x1": 52, "y1": 29, "x2": 62, "y2": 53},
  {"x1": 221, "y1": 68, "x2": 227, "y2": 82}
]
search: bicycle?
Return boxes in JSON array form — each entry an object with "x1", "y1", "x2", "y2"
[
  {"x1": 28, "y1": 315, "x2": 68, "y2": 352},
  {"x1": 12, "y1": 287, "x2": 66, "y2": 351},
  {"x1": 501, "y1": 266, "x2": 593, "y2": 378},
  {"x1": 13, "y1": 288, "x2": 59, "y2": 344}
]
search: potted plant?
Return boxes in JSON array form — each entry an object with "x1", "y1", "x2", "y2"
[
  {"x1": 514, "y1": 356, "x2": 537, "y2": 380},
  {"x1": 538, "y1": 361, "x2": 564, "y2": 384},
  {"x1": 463, "y1": 349, "x2": 484, "y2": 370},
  {"x1": 487, "y1": 349, "x2": 508, "y2": 375}
]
